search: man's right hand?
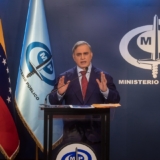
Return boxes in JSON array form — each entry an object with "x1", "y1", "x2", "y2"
[{"x1": 57, "y1": 76, "x2": 70, "y2": 95}]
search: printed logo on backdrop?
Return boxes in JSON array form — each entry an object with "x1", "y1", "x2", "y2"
[
  {"x1": 19, "y1": 42, "x2": 55, "y2": 100},
  {"x1": 26, "y1": 42, "x2": 54, "y2": 85},
  {"x1": 56, "y1": 143, "x2": 97, "y2": 160},
  {"x1": 119, "y1": 15, "x2": 160, "y2": 85}
]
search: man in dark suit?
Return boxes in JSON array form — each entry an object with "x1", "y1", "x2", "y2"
[
  {"x1": 49, "y1": 41, "x2": 120, "y2": 143},
  {"x1": 49, "y1": 41, "x2": 120, "y2": 105}
]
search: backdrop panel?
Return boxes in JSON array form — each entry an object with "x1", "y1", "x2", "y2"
[{"x1": 0, "y1": 0, "x2": 160, "y2": 159}]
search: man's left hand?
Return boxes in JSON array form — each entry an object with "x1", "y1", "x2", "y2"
[{"x1": 96, "y1": 72, "x2": 108, "y2": 92}]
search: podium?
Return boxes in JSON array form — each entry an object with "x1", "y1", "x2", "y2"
[{"x1": 40, "y1": 104, "x2": 120, "y2": 160}]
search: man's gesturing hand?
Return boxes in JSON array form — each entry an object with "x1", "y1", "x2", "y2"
[
  {"x1": 96, "y1": 72, "x2": 108, "y2": 92},
  {"x1": 57, "y1": 76, "x2": 70, "y2": 95}
]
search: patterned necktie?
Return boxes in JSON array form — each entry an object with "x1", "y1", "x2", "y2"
[{"x1": 80, "y1": 71, "x2": 88, "y2": 99}]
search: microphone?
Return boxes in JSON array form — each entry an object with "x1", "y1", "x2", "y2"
[{"x1": 44, "y1": 67, "x2": 88, "y2": 105}]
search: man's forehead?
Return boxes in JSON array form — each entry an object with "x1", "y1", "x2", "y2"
[{"x1": 74, "y1": 44, "x2": 91, "y2": 52}]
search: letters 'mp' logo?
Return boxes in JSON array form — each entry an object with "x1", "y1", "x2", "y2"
[
  {"x1": 56, "y1": 143, "x2": 97, "y2": 160},
  {"x1": 25, "y1": 42, "x2": 55, "y2": 86},
  {"x1": 120, "y1": 15, "x2": 160, "y2": 78}
]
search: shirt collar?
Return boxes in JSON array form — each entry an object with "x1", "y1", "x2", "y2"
[{"x1": 77, "y1": 63, "x2": 92, "y2": 74}]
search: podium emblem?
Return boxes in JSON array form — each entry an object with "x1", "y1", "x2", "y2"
[{"x1": 56, "y1": 143, "x2": 97, "y2": 160}]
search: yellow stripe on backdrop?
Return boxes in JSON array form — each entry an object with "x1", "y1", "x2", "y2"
[{"x1": 0, "y1": 20, "x2": 6, "y2": 54}]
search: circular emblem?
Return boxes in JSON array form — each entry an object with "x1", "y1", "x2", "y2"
[
  {"x1": 119, "y1": 25, "x2": 152, "y2": 69},
  {"x1": 119, "y1": 15, "x2": 160, "y2": 78},
  {"x1": 25, "y1": 42, "x2": 55, "y2": 86},
  {"x1": 56, "y1": 143, "x2": 97, "y2": 160}
]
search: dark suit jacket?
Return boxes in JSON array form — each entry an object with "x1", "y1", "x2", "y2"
[{"x1": 49, "y1": 66, "x2": 120, "y2": 105}]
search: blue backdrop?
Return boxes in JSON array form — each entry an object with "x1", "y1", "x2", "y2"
[{"x1": 0, "y1": 0, "x2": 160, "y2": 159}]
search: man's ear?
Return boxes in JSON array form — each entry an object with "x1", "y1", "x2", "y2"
[
  {"x1": 72, "y1": 53, "x2": 75, "y2": 61},
  {"x1": 91, "y1": 52, "x2": 93, "y2": 59}
]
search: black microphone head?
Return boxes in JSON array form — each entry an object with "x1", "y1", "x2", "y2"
[{"x1": 85, "y1": 67, "x2": 88, "y2": 72}]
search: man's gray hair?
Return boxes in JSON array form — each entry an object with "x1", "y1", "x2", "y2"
[{"x1": 72, "y1": 41, "x2": 92, "y2": 53}]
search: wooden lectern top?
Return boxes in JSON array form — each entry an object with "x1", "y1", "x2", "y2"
[{"x1": 92, "y1": 103, "x2": 121, "y2": 108}]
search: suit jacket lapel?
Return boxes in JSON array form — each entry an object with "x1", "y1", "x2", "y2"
[
  {"x1": 71, "y1": 67, "x2": 84, "y2": 104},
  {"x1": 84, "y1": 66, "x2": 98, "y2": 104}
]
